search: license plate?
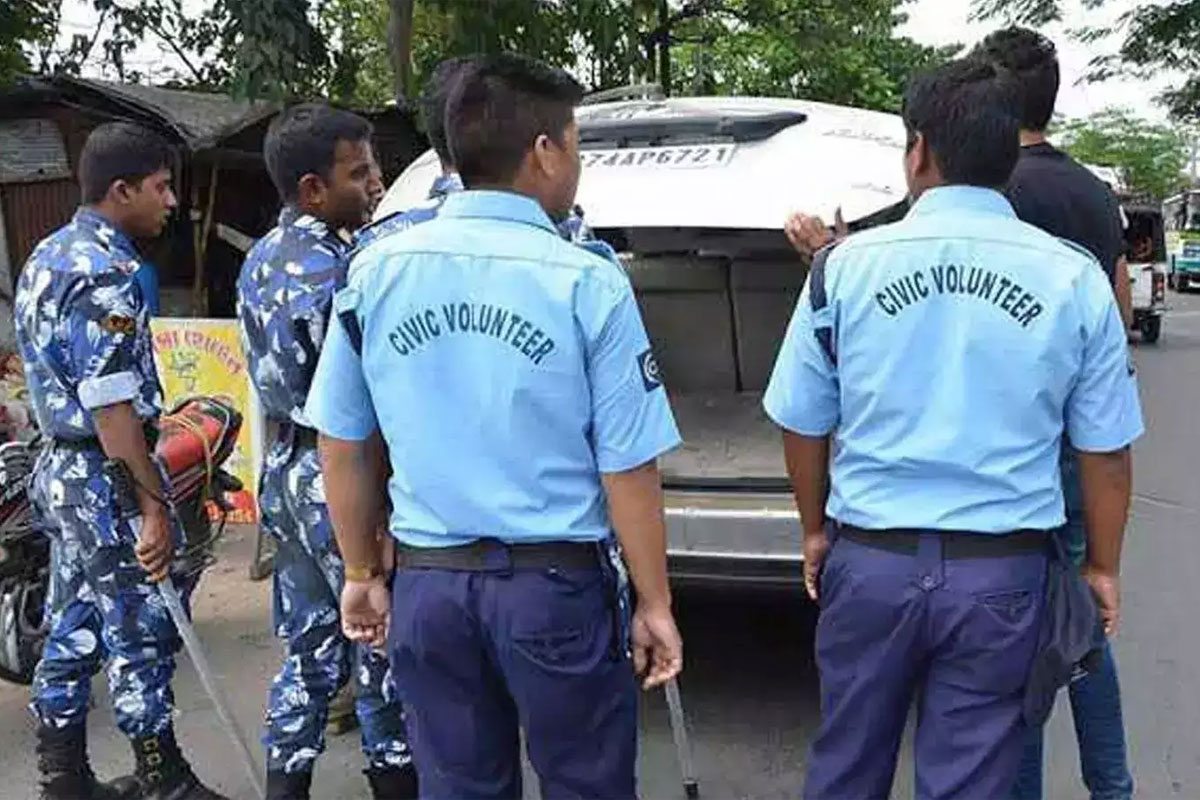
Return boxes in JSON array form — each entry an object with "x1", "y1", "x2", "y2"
[{"x1": 581, "y1": 144, "x2": 737, "y2": 170}]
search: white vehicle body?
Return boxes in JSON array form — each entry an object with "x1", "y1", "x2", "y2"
[{"x1": 379, "y1": 96, "x2": 909, "y2": 585}]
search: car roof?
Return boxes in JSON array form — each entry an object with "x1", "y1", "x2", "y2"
[{"x1": 376, "y1": 95, "x2": 909, "y2": 231}]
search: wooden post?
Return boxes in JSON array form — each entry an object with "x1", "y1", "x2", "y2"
[{"x1": 191, "y1": 163, "x2": 220, "y2": 317}]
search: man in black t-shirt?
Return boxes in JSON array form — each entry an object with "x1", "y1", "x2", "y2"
[{"x1": 976, "y1": 27, "x2": 1135, "y2": 800}]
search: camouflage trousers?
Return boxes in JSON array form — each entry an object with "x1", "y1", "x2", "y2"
[
  {"x1": 29, "y1": 444, "x2": 194, "y2": 739},
  {"x1": 260, "y1": 440, "x2": 411, "y2": 774}
]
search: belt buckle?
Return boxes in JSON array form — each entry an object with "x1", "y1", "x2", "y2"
[{"x1": 476, "y1": 538, "x2": 512, "y2": 574}]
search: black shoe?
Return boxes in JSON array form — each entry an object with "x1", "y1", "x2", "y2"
[
  {"x1": 129, "y1": 728, "x2": 228, "y2": 800},
  {"x1": 266, "y1": 770, "x2": 313, "y2": 800},
  {"x1": 365, "y1": 764, "x2": 419, "y2": 800},
  {"x1": 36, "y1": 723, "x2": 140, "y2": 800}
]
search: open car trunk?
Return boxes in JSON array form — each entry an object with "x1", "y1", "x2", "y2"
[{"x1": 622, "y1": 245, "x2": 803, "y2": 489}]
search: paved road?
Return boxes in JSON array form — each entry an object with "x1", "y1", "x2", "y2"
[{"x1": 2, "y1": 294, "x2": 1199, "y2": 799}]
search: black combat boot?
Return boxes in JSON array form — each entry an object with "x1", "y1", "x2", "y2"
[
  {"x1": 129, "y1": 728, "x2": 228, "y2": 800},
  {"x1": 364, "y1": 763, "x2": 419, "y2": 800},
  {"x1": 265, "y1": 769, "x2": 313, "y2": 800},
  {"x1": 36, "y1": 724, "x2": 140, "y2": 800},
  {"x1": 36, "y1": 723, "x2": 140, "y2": 800}
]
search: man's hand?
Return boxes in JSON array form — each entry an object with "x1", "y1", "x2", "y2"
[
  {"x1": 1082, "y1": 565, "x2": 1121, "y2": 636},
  {"x1": 631, "y1": 602, "x2": 683, "y2": 689},
  {"x1": 341, "y1": 577, "x2": 390, "y2": 648},
  {"x1": 134, "y1": 507, "x2": 173, "y2": 583},
  {"x1": 803, "y1": 526, "x2": 831, "y2": 602},
  {"x1": 785, "y1": 209, "x2": 847, "y2": 258}
]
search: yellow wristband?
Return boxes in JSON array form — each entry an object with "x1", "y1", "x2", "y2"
[{"x1": 344, "y1": 564, "x2": 381, "y2": 583}]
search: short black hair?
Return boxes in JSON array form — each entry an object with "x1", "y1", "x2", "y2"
[
  {"x1": 445, "y1": 53, "x2": 584, "y2": 187},
  {"x1": 420, "y1": 57, "x2": 475, "y2": 164},
  {"x1": 79, "y1": 122, "x2": 174, "y2": 204},
  {"x1": 264, "y1": 103, "x2": 373, "y2": 202},
  {"x1": 973, "y1": 27, "x2": 1059, "y2": 132},
  {"x1": 902, "y1": 58, "x2": 1021, "y2": 188}
]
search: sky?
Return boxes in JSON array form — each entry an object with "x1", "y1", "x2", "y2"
[
  {"x1": 901, "y1": 0, "x2": 1178, "y2": 122},
  {"x1": 49, "y1": 0, "x2": 1180, "y2": 123}
]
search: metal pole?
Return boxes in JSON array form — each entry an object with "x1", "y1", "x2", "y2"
[
  {"x1": 664, "y1": 676, "x2": 699, "y2": 798},
  {"x1": 159, "y1": 577, "x2": 266, "y2": 800}
]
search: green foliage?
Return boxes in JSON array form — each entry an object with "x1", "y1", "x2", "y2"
[
  {"x1": 669, "y1": 0, "x2": 959, "y2": 112},
  {"x1": 1056, "y1": 108, "x2": 1192, "y2": 199},
  {"x1": 9, "y1": 0, "x2": 956, "y2": 113},
  {"x1": 973, "y1": 0, "x2": 1200, "y2": 122}
]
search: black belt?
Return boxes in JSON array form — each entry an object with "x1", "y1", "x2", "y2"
[
  {"x1": 396, "y1": 538, "x2": 600, "y2": 572},
  {"x1": 273, "y1": 422, "x2": 319, "y2": 449},
  {"x1": 50, "y1": 436, "x2": 102, "y2": 451},
  {"x1": 52, "y1": 424, "x2": 157, "y2": 451},
  {"x1": 837, "y1": 524, "x2": 1048, "y2": 559}
]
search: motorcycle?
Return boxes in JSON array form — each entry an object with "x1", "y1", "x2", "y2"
[{"x1": 0, "y1": 396, "x2": 243, "y2": 685}]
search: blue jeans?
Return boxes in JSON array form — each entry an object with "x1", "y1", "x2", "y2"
[
  {"x1": 1012, "y1": 640, "x2": 1133, "y2": 800},
  {"x1": 1011, "y1": 451, "x2": 1133, "y2": 800}
]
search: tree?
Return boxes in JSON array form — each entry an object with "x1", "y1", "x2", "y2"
[
  {"x1": 339, "y1": 0, "x2": 955, "y2": 113},
  {"x1": 0, "y1": 1, "x2": 52, "y2": 85},
  {"x1": 1056, "y1": 108, "x2": 1191, "y2": 199},
  {"x1": 8, "y1": 0, "x2": 955, "y2": 113},
  {"x1": 667, "y1": 0, "x2": 959, "y2": 112},
  {"x1": 973, "y1": 0, "x2": 1200, "y2": 122}
]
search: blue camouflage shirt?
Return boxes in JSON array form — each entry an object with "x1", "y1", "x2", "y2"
[
  {"x1": 236, "y1": 207, "x2": 349, "y2": 426},
  {"x1": 15, "y1": 208, "x2": 163, "y2": 439}
]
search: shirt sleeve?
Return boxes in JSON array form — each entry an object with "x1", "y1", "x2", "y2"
[
  {"x1": 581, "y1": 268, "x2": 681, "y2": 473},
  {"x1": 304, "y1": 288, "x2": 378, "y2": 440},
  {"x1": 69, "y1": 271, "x2": 147, "y2": 410},
  {"x1": 1066, "y1": 268, "x2": 1144, "y2": 452},
  {"x1": 762, "y1": 274, "x2": 840, "y2": 436}
]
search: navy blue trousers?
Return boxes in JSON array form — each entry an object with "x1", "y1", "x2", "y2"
[
  {"x1": 804, "y1": 532, "x2": 1047, "y2": 800},
  {"x1": 388, "y1": 564, "x2": 636, "y2": 800}
]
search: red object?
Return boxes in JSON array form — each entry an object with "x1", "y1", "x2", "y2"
[{"x1": 153, "y1": 397, "x2": 242, "y2": 504}]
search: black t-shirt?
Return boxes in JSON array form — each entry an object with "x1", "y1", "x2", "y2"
[{"x1": 1005, "y1": 143, "x2": 1124, "y2": 287}]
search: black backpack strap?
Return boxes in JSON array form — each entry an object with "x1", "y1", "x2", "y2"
[{"x1": 808, "y1": 243, "x2": 838, "y2": 366}]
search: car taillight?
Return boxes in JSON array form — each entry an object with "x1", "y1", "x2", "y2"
[{"x1": 1152, "y1": 271, "x2": 1165, "y2": 302}]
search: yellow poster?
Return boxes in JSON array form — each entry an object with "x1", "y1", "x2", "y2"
[{"x1": 151, "y1": 318, "x2": 261, "y2": 524}]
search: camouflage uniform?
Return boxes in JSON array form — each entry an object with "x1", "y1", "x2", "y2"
[
  {"x1": 14, "y1": 207, "x2": 191, "y2": 739},
  {"x1": 236, "y1": 207, "x2": 410, "y2": 776}
]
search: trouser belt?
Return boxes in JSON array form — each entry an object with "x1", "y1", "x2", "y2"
[
  {"x1": 396, "y1": 538, "x2": 600, "y2": 571},
  {"x1": 837, "y1": 524, "x2": 1049, "y2": 558}
]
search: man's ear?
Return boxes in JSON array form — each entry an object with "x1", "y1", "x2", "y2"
[
  {"x1": 296, "y1": 172, "x2": 326, "y2": 208},
  {"x1": 530, "y1": 133, "x2": 557, "y2": 177},
  {"x1": 109, "y1": 179, "x2": 134, "y2": 206}
]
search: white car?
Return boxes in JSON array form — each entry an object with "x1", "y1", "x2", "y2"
[{"x1": 378, "y1": 95, "x2": 909, "y2": 585}]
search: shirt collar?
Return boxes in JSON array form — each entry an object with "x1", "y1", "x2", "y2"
[
  {"x1": 439, "y1": 190, "x2": 559, "y2": 235},
  {"x1": 906, "y1": 185, "x2": 1016, "y2": 220},
  {"x1": 428, "y1": 173, "x2": 464, "y2": 199},
  {"x1": 278, "y1": 205, "x2": 348, "y2": 250},
  {"x1": 73, "y1": 207, "x2": 139, "y2": 256}
]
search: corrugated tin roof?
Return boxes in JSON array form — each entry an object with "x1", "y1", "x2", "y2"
[
  {"x1": 0, "y1": 75, "x2": 279, "y2": 151},
  {"x1": 68, "y1": 77, "x2": 278, "y2": 148}
]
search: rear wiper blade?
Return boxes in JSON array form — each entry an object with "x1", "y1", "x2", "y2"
[{"x1": 579, "y1": 110, "x2": 807, "y2": 149}]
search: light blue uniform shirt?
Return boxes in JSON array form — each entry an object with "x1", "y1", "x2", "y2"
[
  {"x1": 764, "y1": 185, "x2": 1144, "y2": 533},
  {"x1": 305, "y1": 190, "x2": 681, "y2": 547}
]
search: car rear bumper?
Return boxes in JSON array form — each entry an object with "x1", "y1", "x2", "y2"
[{"x1": 663, "y1": 488, "x2": 804, "y2": 586}]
